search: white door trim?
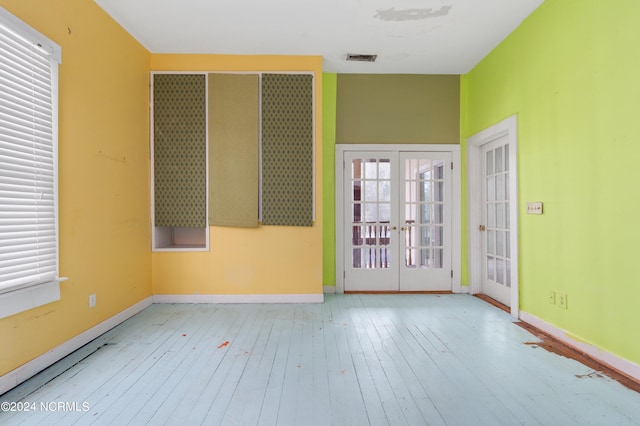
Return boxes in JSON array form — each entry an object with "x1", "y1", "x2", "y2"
[
  {"x1": 335, "y1": 144, "x2": 462, "y2": 294},
  {"x1": 466, "y1": 116, "x2": 519, "y2": 318}
]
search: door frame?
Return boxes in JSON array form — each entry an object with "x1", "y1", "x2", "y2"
[
  {"x1": 466, "y1": 115, "x2": 519, "y2": 318},
  {"x1": 335, "y1": 144, "x2": 462, "y2": 294}
]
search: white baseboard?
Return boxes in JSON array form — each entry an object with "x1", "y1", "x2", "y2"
[
  {"x1": 153, "y1": 293, "x2": 324, "y2": 304},
  {"x1": 323, "y1": 286, "x2": 336, "y2": 294},
  {"x1": 0, "y1": 296, "x2": 153, "y2": 396},
  {"x1": 520, "y1": 310, "x2": 640, "y2": 383},
  {"x1": 453, "y1": 284, "x2": 470, "y2": 294}
]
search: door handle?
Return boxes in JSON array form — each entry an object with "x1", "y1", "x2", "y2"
[
  {"x1": 390, "y1": 226, "x2": 397, "y2": 231},
  {"x1": 479, "y1": 225, "x2": 486, "y2": 232}
]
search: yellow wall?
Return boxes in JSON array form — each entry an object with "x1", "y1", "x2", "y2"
[
  {"x1": 0, "y1": 1, "x2": 152, "y2": 375},
  {"x1": 150, "y1": 55, "x2": 324, "y2": 296}
]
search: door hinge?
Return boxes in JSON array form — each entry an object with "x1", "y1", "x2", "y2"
[
  {"x1": 451, "y1": 270, "x2": 454, "y2": 278},
  {"x1": 451, "y1": 162, "x2": 454, "y2": 170}
]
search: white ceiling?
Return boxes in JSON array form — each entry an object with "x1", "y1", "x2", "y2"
[{"x1": 94, "y1": 0, "x2": 543, "y2": 74}]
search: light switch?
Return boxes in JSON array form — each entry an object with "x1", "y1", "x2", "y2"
[{"x1": 527, "y1": 202, "x2": 543, "y2": 215}]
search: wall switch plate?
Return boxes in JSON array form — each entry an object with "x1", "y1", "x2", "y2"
[
  {"x1": 557, "y1": 293, "x2": 567, "y2": 309},
  {"x1": 548, "y1": 291, "x2": 556, "y2": 305},
  {"x1": 527, "y1": 202, "x2": 543, "y2": 214},
  {"x1": 89, "y1": 294, "x2": 96, "y2": 308}
]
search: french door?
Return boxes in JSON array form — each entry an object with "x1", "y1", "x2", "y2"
[
  {"x1": 480, "y1": 135, "x2": 512, "y2": 306},
  {"x1": 343, "y1": 151, "x2": 452, "y2": 292},
  {"x1": 467, "y1": 115, "x2": 518, "y2": 317}
]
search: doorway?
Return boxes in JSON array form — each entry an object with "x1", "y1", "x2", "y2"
[
  {"x1": 336, "y1": 145, "x2": 461, "y2": 293},
  {"x1": 467, "y1": 116, "x2": 519, "y2": 317}
]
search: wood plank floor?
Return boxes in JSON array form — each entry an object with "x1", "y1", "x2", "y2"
[{"x1": 2, "y1": 294, "x2": 640, "y2": 425}]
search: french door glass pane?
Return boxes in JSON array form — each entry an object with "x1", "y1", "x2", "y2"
[
  {"x1": 352, "y1": 159, "x2": 362, "y2": 178},
  {"x1": 487, "y1": 204, "x2": 495, "y2": 228},
  {"x1": 434, "y1": 204, "x2": 444, "y2": 224},
  {"x1": 421, "y1": 227, "x2": 430, "y2": 246},
  {"x1": 420, "y1": 159, "x2": 431, "y2": 175},
  {"x1": 496, "y1": 230, "x2": 504, "y2": 256},
  {"x1": 405, "y1": 159, "x2": 415, "y2": 179},
  {"x1": 419, "y1": 248, "x2": 443, "y2": 269},
  {"x1": 435, "y1": 181, "x2": 444, "y2": 201},
  {"x1": 487, "y1": 176, "x2": 495, "y2": 202},
  {"x1": 487, "y1": 256, "x2": 495, "y2": 281},
  {"x1": 365, "y1": 160, "x2": 377, "y2": 178},
  {"x1": 365, "y1": 204, "x2": 377, "y2": 222},
  {"x1": 505, "y1": 172, "x2": 510, "y2": 200},
  {"x1": 379, "y1": 204, "x2": 391, "y2": 222},
  {"x1": 496, "y1": 174, "x2": 505, "y2": 201},
  {"x1": 487, "y1": 230, "x2": 495, "y2": 255},
  {"x1": 433, "y1": 226, "x2": 443, "y2": 245},
  {"x1": 496, "y1": 258, "x2": 504, "y2": 284},
  {"x1": 505, "y1": 202, "x2": 510, "y2": 227},
  {"x1": 408, "y1": 211, "x2": 417, "y2": 225},
  {"x1": 364, "y1": 181, "x2": 377, "y2": 201},
  {"x1": 406, "y1": 247, "x2": 416, "y2": 268},
  {"x1": 352, "y1": 181, "x2": 362, "y2": 201},
  {"x1": 421, "y1": 182, "x2": 431, "y2": 202},
  {"x1": 505, "y1": 145, "x2": 509, "y2": 171},
  {"x1": 420, "y1": 248, "x2": 429, "y2": 267},
  {"x1": 486, "y1": 151, "x2": 494, "y2": 175},
  {"x1": 434, "y1": 161, "x2": 444, "y2": 179},
  {"x1": 496, "y1": 203, "x2": 504, "y2": 228},
  {"x1": 420, "y1": 204, "x2": 431, "y2": 224},
  {"x1": 365, "y1": 247, "x2": 376, "y2": 268},
  {"x1": 379, "y1": 160, "x2": 391, "y2": 178},
  {"x1": 433, "y1": 248, "x2": 443, "y2": 268},
  {"x1": 380, "y1": 247, "x2": 390, "y2": 268},
  {"x1": 352, "y1": 226, "x2": 363, "y2": 245},
  {"x1": 379, "y1": 180, "x2": 391, "y2": 201},
  {"x1": 353, "y1": 248, "x2": 361, "y2": 268},
  {"x1": 352, "y1": 204, "x2": 361, "y2": 222}
]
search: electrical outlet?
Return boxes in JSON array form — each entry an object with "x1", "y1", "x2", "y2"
[
  {"x1": 557, "y1": 293, "x2": 567, "y2": 309},
  {"x1": 89, "y1": 294, "x2": 96, "y2": 308},
  {"x1": 548, "y1": 291, "x2": 556, "y2": 305}
]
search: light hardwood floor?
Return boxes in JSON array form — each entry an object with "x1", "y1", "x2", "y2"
[{"x1": 2, "y1": 294, "x2": 640, "y2": 425}]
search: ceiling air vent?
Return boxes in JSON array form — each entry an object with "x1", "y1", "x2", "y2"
[{"x1": 346, "y1": 53, "x2": 377, "y2": 62}]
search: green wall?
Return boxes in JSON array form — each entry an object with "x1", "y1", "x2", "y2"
[
  {"x1": 337, "y1": 74, "x2": 460, "y2": 144},
  {"x1": 323, "y1": 73, "x2": 460, "y2": 287},
  {"x1": 462, "y1": 0, "x2": 640, "y2": 365},
  {"x1": 322, "y1": 73, "x2": 337, "y2": 286}
]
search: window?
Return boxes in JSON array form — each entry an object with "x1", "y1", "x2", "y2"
[{"x1": 0, "y1": 7, "x2": 63, "y2": 319}]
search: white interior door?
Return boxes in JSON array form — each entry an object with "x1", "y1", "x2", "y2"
[
  {"x1": 481, "y1": 136, "x2": 512, "y2": 306},
  {"x1": 343, "y1": 150, "x2": 452, "y2": 292},
  {"x1": 343, "y1": 152, "x2": 399, "y2": 291},
  {"x1": 400, "y1": 152, "x2": 452, "y2": 291}
]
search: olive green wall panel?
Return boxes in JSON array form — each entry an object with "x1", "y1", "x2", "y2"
[
  {"x1": 153, "y1": 74, "x2": 207, "y2": 227},
  {"x1": 208, "y1": 74, "x2": 260, "y2": 227},
  {"x1": 336, "y1": 74, "x2": 460, "y2": 144},
  {"x1": 261, "y1": 74, "x2": 314, "y2": 227}
]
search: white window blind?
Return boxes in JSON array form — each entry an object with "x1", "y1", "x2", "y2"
[{"x1": 0, "y1": 7, "x2": 62, "y2": 296}]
